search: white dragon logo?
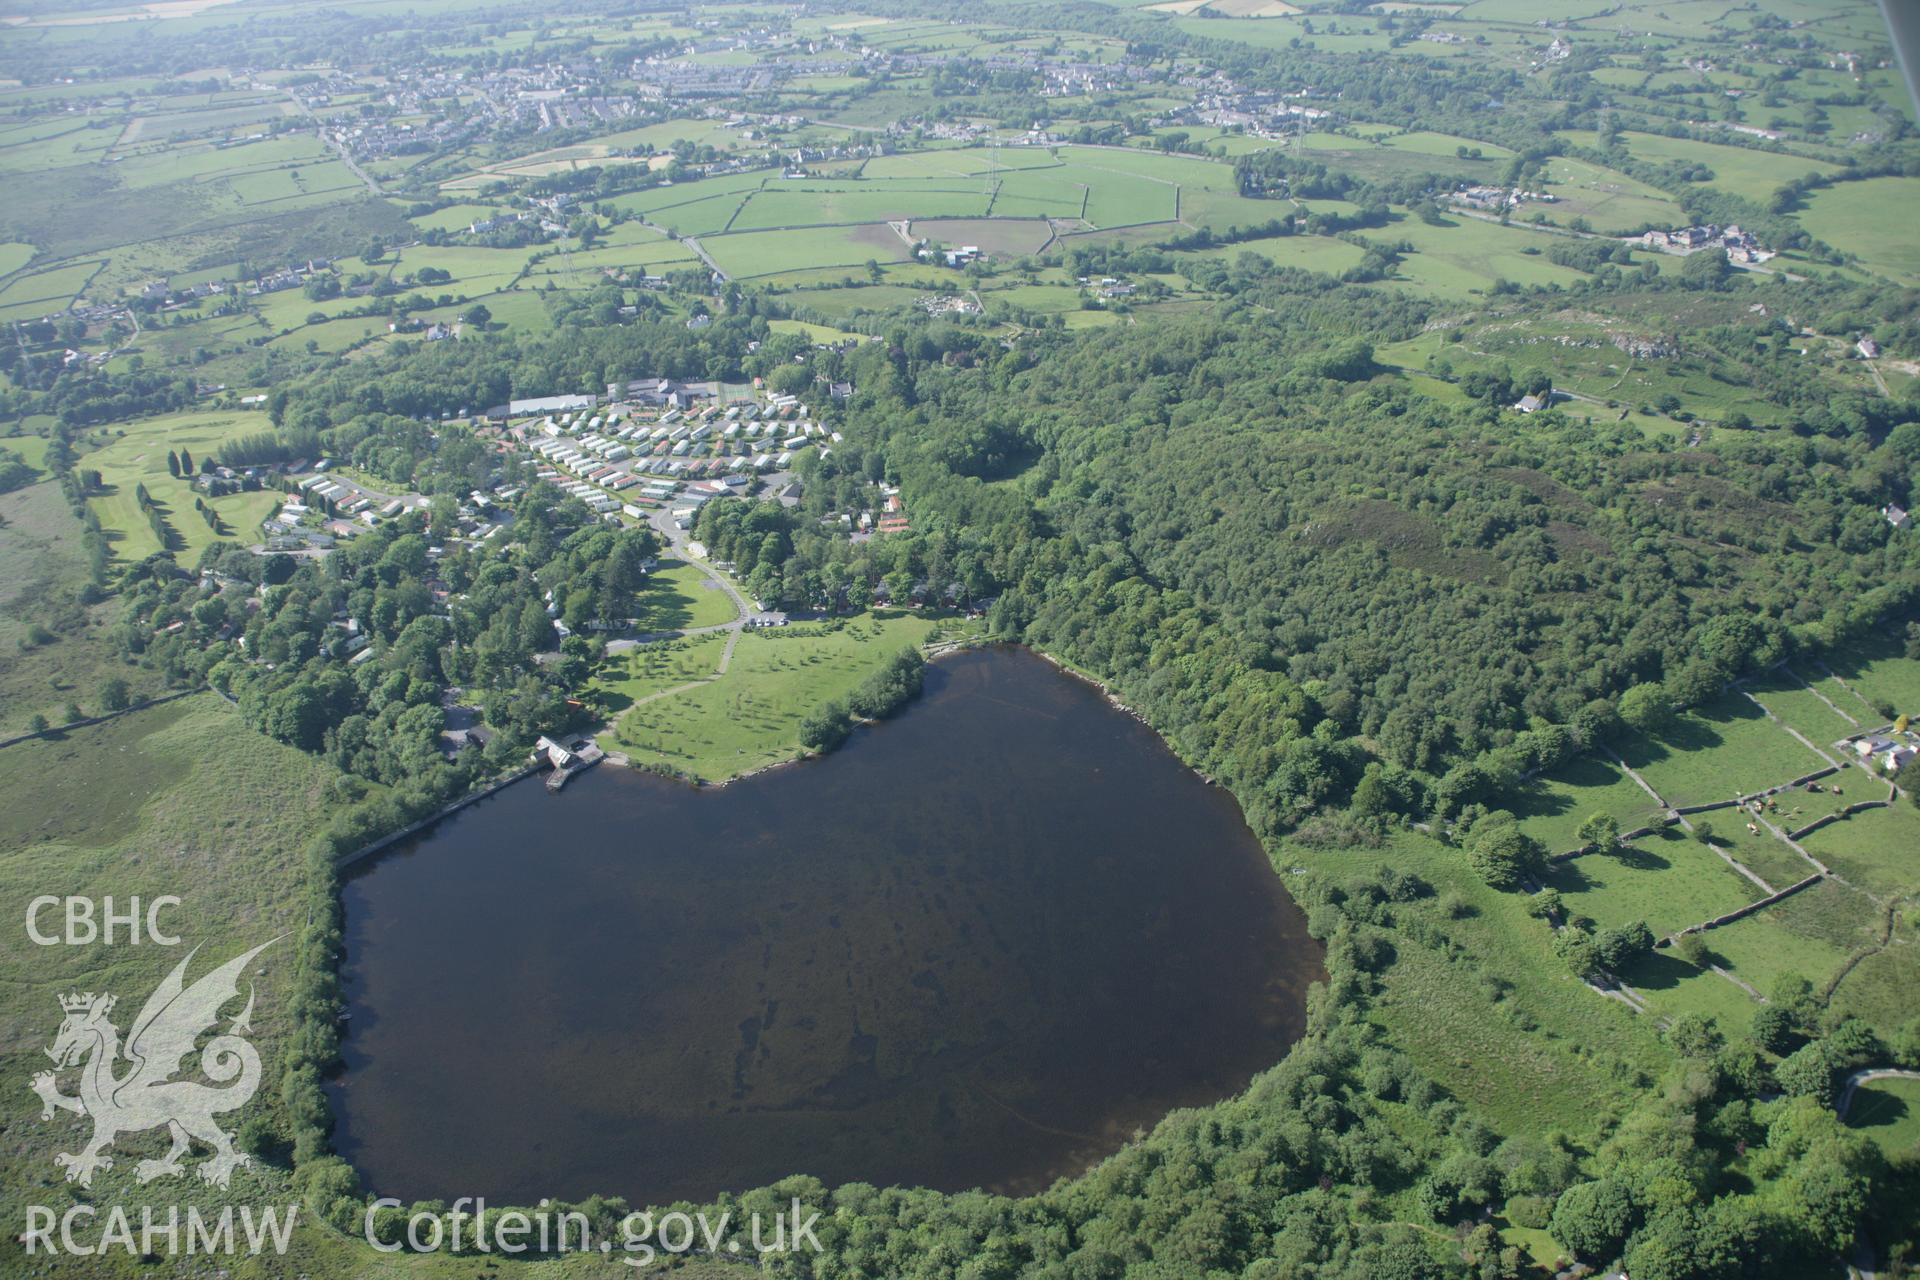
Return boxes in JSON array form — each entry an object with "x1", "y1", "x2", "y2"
[{"x1": 30, "y1": 939, "x2": 277, "y2": 1189}]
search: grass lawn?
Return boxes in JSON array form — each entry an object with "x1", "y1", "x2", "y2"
[
  {"x1": 590, "y1": 632, "x2": 729, "y2": 713},
  {"x1": 81, "y1": 409, "x2": 283, "y2": 563},
  {"x1": 634, "y1": 559, "x2": 739, "y2": 631},
  {"x1": 612, "y1": 612, "x2": 950, "y2": 782},
  {"x1": 1624, "y1": 691, "x2": 1833, "y2": 807}
]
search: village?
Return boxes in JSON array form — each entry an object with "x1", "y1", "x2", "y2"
[{"x1": 252, "y1": 371, "x2": 911, "y2": 591}]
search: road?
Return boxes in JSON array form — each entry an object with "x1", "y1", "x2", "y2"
[
  {"x1": 679, "y1": 235, "x2": 727, "y2": 282},
  {"x1": 595, "y1": 512, "x2": 751, "y2": 751},
  {"x1": 1837, "y1": 1067, "x2": 1920, "y2": 1120},
  {"x1": 280, "y1": 88, "x2": 381, "y2": 194}
]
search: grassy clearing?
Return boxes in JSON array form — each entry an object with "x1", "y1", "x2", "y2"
[
  {"x1": 1376, "y1": 215, "x2": 1589, "y2": 297},
  {"x1": 1704, "y1": 820, "x2": 1820, "y2": 892},
  {"x1": 768, "y1": 317, "x2": 871, "y2": 343},
  {"x1": 81, "y1": 408, "x2": 283, "y2": 563},
  {"x1": 1619, "y1": 948, "x2": 1760, "y2": 1028},
  {"x1": 785, "y1": 282, "x2": 936, "y2": 317},
  {"x1": 1181, "y1": 230, "x2": 1367, "y2": 270},
  {"x1": 592, "y1": 631, "x2": 729, "y2": 713},
  {"x1": 1344, "y1": 832, "x2": 1664, "y2": 1140},
  {"x1": 1847, "y1": 1077, "x2": 1920, "y2": 1159},
  {"x1": 1828, "y1": 915, "x2": 1920, "y2": 1031},
  {"x1": 611, "y1": 612, "x2": 949, "y2": 782},
  {"x1": 1532, "y1": 156, "x2": 1681, "y2": 234}
]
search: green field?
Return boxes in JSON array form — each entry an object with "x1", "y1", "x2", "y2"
[
  {"x1": 1609, "y1": 131, "x2": 1842, "y2": 205},
  {"x1": 1797, "y1": 178, "x2": 1920, "y2": 284},
  {"x1": 611, "y1": 612, "x2": 951, "y2": 781},
  {"x1": 731, "y1": 185, "x2": 992, "y2": 230},
  {"x1": 82, "y1": 409, "x2": 284, "y2": 562},
  {"x1": 1623, "y1": 691, "x2": 1833, "y2": 807},
  {"x1": 1815, "y1": 635, "x2": 1920, "y2": 720},
  {"x1": 768, "y1": 317, "x2": 872, "y2": 343},
  {"x1": 408, "y1": 201, "x2": 505, "y2": 233},
  {"x1": 1744, "y1": 670, "x2": 1863, "y2": 744},
  {"x1": 1510, "y1": 751, "x2": 1668, "y2": 854},
  {"x1": 1533, "y1": 156, "x2": 1682, "y2": 234},
  {"x1": 1545, "y1": 827, "x2": 1761, "y2": 939},
  {"x1": 1700, "y1": 878, "x2": 1871, "y2": 997},
  {"x1": 1180, "y1": 232, "x2": 1367, "y2": 275},
  {"x1": 1800, "y1": 801, "x2": 1920, "y2": 901},
  {"x1": 631, "y1": 560, "x2": 741, "y2": 631},
  {"x1": 0, "y1": 479, "x2": 172, "y2": 734},
  {"x1": 703, "y1": 224, "x2": 911, "y2": 278},
  {"x1": 1379, "y1": 214, "x2": 1590, "y2": 297},
  {"x1": 1618, "y1": 946, "x2": 1763, "y2": 1027},
  {"x1": 0, "y1": 258, "x2": 103, "y2": 318}
]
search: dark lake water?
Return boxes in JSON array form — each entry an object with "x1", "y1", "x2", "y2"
[{"x1": 327, "y1": 646, "x2": 1320, "y2": 1208}]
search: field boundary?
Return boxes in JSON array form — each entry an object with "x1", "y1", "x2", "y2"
[{"x1": 0, "y1": 685, "x2": 202, "y2": 750}]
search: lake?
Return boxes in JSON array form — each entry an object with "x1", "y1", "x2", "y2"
[{"x1": 327, "y1": 646, "x2": 1320, "y2": 1208}]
